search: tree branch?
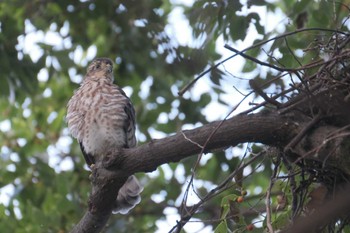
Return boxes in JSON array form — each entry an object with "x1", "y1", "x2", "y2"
[
  {"x1": 71, "y1": 112, "x2": 302, "y2": 233},
  {"x1": 282, "y1": 184, "x2": 350, "y2": 233},
  {"x1": 71, "y1": 167, "x2": 128, "y2": 233},
  {"x1": 113, "y1": 112, "x2": 300, "y2": 173},
  {"x1": 72, "y1": 103, "x2": 350, "y2": 233}
]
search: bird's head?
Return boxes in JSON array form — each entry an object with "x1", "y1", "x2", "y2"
[{"x1": 86, "y1": 58, "x2": 114, "y2": 82}]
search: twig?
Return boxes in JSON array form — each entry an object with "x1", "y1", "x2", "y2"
[
  {"x1": 178, "y1": 28, "x2": 349, "y2": 96},
  {"x1": 178, "y1": 93, "x2": 253, "y2": 231},
  {"x1": 240, "y1": 80, "x2": 298, "y2": 115},
  {"x1": 285, "y1": 37, "x2": 303, "y2": 67},
  {"x1": 169, "y1": 151, "x2": 266, "y2": 233},
  {"x1": 249, "y1": 79, "x2": 282, "y2": 107},
  {"x1": 281, "y1": 154, "x2": 298, "y2": 220},
  {"x1": 278, "y1": 85, "x2": 318, "y2": 115},
  {"x1": 266, "y1": 159, "x2": 280, "y2": 233},
  {"x1": 224, "y1": 44, "x2": 295, "y2": 72},
  {"x1": 284, "y1": 113, "x2": 322, "y2": 153},
  {"x1": 298, "y1": 127, "x2": 350, "y2": 160}
]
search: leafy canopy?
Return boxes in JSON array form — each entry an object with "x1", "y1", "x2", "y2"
[{"x1": 0, "y1": 0, "x2": 349, "y2": 232}]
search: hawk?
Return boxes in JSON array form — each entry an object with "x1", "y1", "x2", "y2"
[{"x1": 66, "y1": 57, "x2": 142, "y2": 214}]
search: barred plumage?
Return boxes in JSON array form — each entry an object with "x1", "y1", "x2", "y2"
[{"x1": 66, "y1": 57, "x2": 142, "y2": 214}]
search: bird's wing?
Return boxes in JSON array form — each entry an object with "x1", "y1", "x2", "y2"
[
  {"x1": 79, "y1": 141, "x2": 95, "y2": 166},
  {"x1": 123, "y1": 100, "x2": 137, "y2": 148}
]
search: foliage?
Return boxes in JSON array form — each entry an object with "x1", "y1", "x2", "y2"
[{"x1": 0, "y1": 0, "x2": 350, "y2": 232}]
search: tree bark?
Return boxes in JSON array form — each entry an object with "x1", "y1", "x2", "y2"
[
  {"x1": 111, "y1": 112, "x2": 300, "y2": 174},
  {"x1": 71, "y1": 111, "x2": 350, "y2": 233},
  {"x1": 71, "y1": 112, "x2": 302, "y2": 232}
]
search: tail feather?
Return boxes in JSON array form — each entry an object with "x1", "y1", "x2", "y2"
[{"x1": 113, "y1": 175, "x2": 143, "y2": 214}]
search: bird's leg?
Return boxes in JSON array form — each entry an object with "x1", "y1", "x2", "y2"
[{"x1": 89, "y1": 163, "x2": 98, "y2": 184}]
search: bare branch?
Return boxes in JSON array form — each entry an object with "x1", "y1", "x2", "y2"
[
  {"x1": 71, "y1": 71, "x2": 350, "y2": 233},
  {"x1": 266, "y1": 160, "x2": 281, "y2": 233},
  {"x1": 71, "y1": 112, "x2": 302, "y2": 233},
  {"x1": 178, "y1": 28, "x2": 348, "y2": 96},
  {"x1": 170, "y1": 150, "x2": 266, "y2": 233}
]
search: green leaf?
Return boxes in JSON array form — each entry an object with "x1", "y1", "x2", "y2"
[
  {"x1": 293, "y1": 0, "x2": 312, "y2": 14},
  {"x1": 220, "y1": 194, "x2": 238, "y2": 218},
  {"x1": 214, "y1": 220, "x2": 228, "y2": 233},
  {"x1": 272, "y1": 207, "x2": 291, "y2": 230},
  {"x1": 229, "y1": 16, "x2": 249, "y2": 41}
]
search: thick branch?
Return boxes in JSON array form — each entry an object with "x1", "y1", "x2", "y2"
[
  {"x1": 72, "y1": 109, "x2": 350, "y2": 233},
  {"x1": 71, "y1": 112, "x2": 302, "y2": 233},
  {"x1": 71, "y1": 168, "x2": 128, "y2": 233},
  {"x1": 108, "y1": 112, "x2": 300, "y2": 174},
  {"x1": 73, "y1": 113, "x2": 300, "y2": 232}
]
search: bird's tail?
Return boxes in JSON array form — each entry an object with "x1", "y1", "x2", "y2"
[{"x1": 113, "y1": 175, "x2": 143, "y2": 214}]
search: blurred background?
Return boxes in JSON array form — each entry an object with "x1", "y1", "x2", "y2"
[{"x1": 0, "y1": 0, "x2": 349, "y2": 232}]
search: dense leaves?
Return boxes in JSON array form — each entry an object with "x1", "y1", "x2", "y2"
[{"x1": 0, "y1": 0, "x2": 349, "y2": 232}]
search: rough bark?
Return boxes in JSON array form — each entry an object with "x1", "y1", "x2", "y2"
[
  {"x1": 71, "y1": 168, "x2": 128, "y2": 233},
  {"x1": 294, "y1": 125, "x2": 350, "y2": 174},
  {"x1": 71, "y1": 112, "x2": 302, "y2": 233},
  {"x1": 71, "y1": 108, "x2": 350, "y2": 232}
]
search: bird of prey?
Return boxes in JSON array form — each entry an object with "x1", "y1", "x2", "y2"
[{"x1": 66, "y1": 57, "x2": 142, "y2": 214}]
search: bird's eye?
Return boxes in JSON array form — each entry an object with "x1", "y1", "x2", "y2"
[{"x1": 95, "y1": 64, "x2": 101, "y2": 69}]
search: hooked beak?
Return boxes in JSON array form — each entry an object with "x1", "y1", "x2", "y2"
[{"x1": 107, "y1": 65, "x2": 113, "y2": 73}]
